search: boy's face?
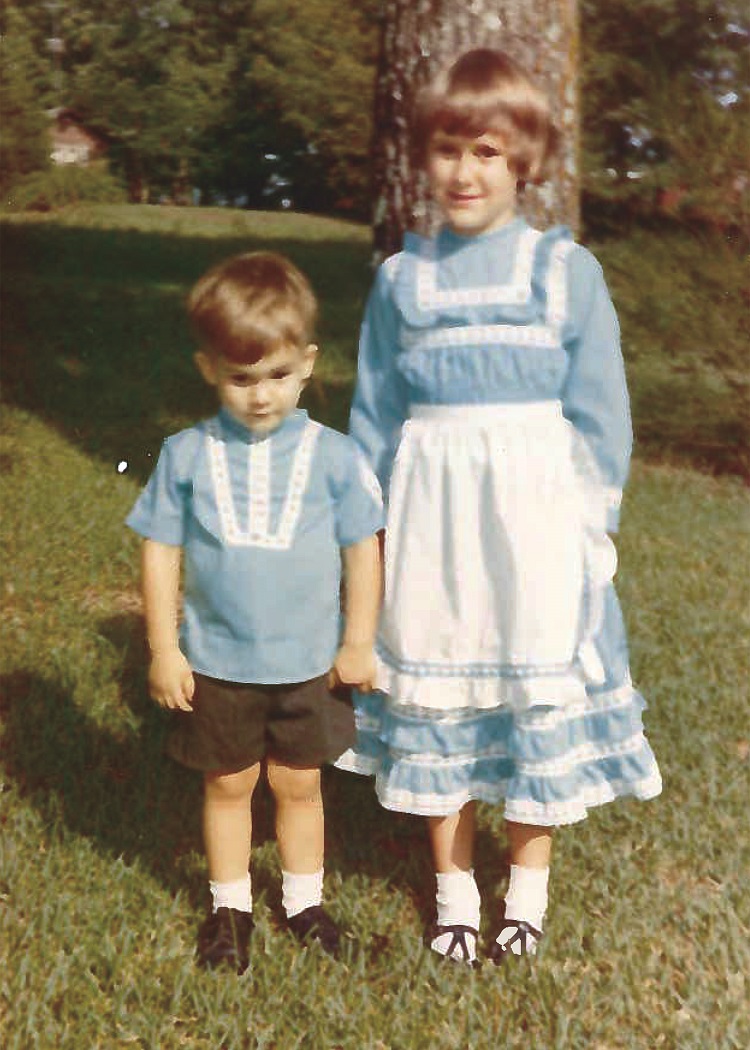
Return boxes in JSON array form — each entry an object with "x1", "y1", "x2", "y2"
[
  {"x1": 427, "y1": 129, "x2": 517, "y2": 237},
  {"x1": 196, "y1": 343, "x2": 317, "y2": 435}
]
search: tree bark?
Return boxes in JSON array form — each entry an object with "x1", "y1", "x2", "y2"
[{"x1": 372, "y1": 0, "x2": 579, "y2": 257}]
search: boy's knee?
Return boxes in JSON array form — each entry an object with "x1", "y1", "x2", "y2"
[
  {"x1": 204, "y1": 764, "x2": 260, "y2": 802},
  {"x1": 266, "y1": 760, "x2": 321, "y2": 804}
]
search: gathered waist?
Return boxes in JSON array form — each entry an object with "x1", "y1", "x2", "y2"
[{"x1": 408, "y1": 400, "x2": 563, "y2": 426}]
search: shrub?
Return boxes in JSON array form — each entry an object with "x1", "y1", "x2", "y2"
[{"x1": 5, "y1": 165, "x2": 127, "y2": 211}]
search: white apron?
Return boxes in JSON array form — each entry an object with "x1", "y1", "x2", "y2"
[{"x1": 375, "y1": 400, "x2": 602, "y2": 712}]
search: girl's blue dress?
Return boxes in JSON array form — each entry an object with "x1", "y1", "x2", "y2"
[{"x1": 335, "y1": 217, "x2": 662, "y2": 825}]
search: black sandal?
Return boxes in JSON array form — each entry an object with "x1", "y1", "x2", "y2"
[
  {"x1": 488, "y1": 918, "x2": 542, "y2": 964},
  {"x1": 428, "y1": 923, "x2": 480, "y2": 967}
]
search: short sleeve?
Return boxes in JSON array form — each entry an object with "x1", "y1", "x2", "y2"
[
  {"x1": 328, "y1": 434, "x2": 385, "y2": 548},
  {"x1": 125, "y1": 433, "x2": 194, "y2": 545}
]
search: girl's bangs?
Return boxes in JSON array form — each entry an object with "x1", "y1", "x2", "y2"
[{"x1": 430, "y1": 95, "x2": 513, "y2": 142}]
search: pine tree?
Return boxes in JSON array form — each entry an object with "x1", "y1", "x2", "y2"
[{"x1": 0, "y1": 6, "x2": 51, "y2": 196}]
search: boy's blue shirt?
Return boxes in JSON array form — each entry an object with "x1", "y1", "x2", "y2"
[{"x1": 127, "y1": 407, "x2": 384, "y2": 684}]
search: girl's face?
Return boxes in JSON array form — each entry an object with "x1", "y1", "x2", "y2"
[{"x1": 426, "y1": 129, "x2": 518, "y2": 236}]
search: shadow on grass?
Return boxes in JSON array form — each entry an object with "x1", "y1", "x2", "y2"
[
  {"x1": 5, "y1": 213, "x2": 749, "y2": 482},
  {"x1": 1, "y1": 219, "x2": 369, "y2": 482},
  {"x1": 0, "y1": 663, "x2": 204, "y2": 898},
  {"x1": 1, "y1": 612, "x2": 508, "y2": 934}
]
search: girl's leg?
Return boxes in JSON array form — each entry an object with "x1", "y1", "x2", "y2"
[
  {"x1": 428, "y1": 801, "x2": 477, "y2": 872},
  {"x1": 427, "y1": 802, "x2": 481, "y2": 963},
  {"x1": 491, "y1": 820, "x2": 553, "y2": 961},
  {"x1": 506, "y1": 821, "x2": 553, "y2": 870}
]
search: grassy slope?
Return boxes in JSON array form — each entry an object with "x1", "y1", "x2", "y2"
[
  {"x1": 1, "y1": 206, "x2": 748, "y2": 1049},
  {"x1": 2, "y1": 205, "x2": 747, "y2": 480},
  {"x1": 594, "y1": 224, "x2": 749, "y2": 479}
]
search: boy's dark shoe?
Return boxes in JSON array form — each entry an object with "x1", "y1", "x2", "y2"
[
  {"x1": 197, "y1": 907, "x2": 254, "y2": 974},
  {"x1": 286, "y1": 905, "x2": 340, "y2": 958}
]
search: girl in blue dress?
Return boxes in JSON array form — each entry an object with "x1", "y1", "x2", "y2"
[{"x1": 336, "y1": 48, "x2": 662, "y2": 965}]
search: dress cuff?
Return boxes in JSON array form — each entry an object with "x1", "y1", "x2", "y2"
[{"x1": 605, "y1": 488, "x2": 622, "y2": 534}]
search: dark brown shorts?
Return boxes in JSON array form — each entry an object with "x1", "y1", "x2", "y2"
[{"x1": 166, "y1": 673, "x2": 356, "y2": 774}]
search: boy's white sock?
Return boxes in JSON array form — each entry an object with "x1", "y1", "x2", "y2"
[
  {"x1": 498, "y1": 864, "x2": 549, "y2": 955},
  {"x1": 209, "y1": 874, "x2": 252, "y2": 914},
  {"x1": 282, "y1": 869, "x2": 324, "y2": 919},
  {"x1": 430, "y1": 869, "x2": 481, "y2": 963}
]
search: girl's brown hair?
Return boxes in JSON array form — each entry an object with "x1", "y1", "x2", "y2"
[
  {"x1": 414, "y1": 48, "x2": 559, "y2": 184},
  {"x1": 188, "y1": 251, "x2": 317, "y2": 364}
]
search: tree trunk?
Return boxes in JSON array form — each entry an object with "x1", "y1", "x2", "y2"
[{"x1": 372, "y1": 0, "x2": 579, "y2": 257}]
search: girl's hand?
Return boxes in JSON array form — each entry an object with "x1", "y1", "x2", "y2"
[
  {"x1": 148, "y1": 648, "x2": 195, "y2": 711},
  {"x1": 330, "y1": 642, "x2": 377, "y2": 693}
]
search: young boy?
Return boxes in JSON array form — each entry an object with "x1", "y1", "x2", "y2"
[{"x1": 127, "y1": 251, "x2": 383, "y2": 974}]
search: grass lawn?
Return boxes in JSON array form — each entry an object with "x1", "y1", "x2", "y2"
[{"x1": 1, "y1": 205, "x2": 748, "y2": 1049}]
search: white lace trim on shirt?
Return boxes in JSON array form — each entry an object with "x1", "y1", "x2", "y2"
[
  {"x1": 545, "y1": 239, "x2": 574, "y2": 328},
  {"x1": 206, "y1": 418, "x2": 321, "y2": 549},
  {"x1": 415, "y1": 227, "x2": 541, "y2": 310},
  {"x1": 401, "y1": 322, "x2": 560, "y2": 351},
  {"x1": 405, "y1": 239, "x2": 574, "y2": 352}
]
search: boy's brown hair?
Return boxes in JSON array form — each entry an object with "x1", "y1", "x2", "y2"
[
  {"x1": 187, "y1": 251, "x2": 318, "y2": 364},
  {"x1": 414, "y1": 48, "x2": 559, "y2": 185}
]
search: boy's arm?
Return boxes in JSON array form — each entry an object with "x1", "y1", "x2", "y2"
[
  {"x1": 332, "y1": 534, "x2": 382, "y2": 692},
  {"x1": 141, "y1": 538, "x2": 195, "y2": 711}
]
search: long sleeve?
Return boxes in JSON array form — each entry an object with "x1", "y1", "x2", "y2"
[
  {"x1": 349, "y1": 257, "x2": 410, "y2": 504},
  {"x1": 561, "y1": 246, "x2": 633, "y2": 533}
]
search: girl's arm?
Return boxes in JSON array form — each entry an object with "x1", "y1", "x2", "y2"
[
  {"x1": 349, "y1": 259, "x2": 409, "y2": 504},
  {"x1": 141, "y1": 538, "x2": 195, "y2": 710},
  {"x1": 332, "y1": 534, "x2": 382, "y2": 692},
  {"x1": 561, "y1": 247, "x2": 633, "y2": 534}
]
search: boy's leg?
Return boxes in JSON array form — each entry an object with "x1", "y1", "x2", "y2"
[
  {"x1": 266, "y1": 759, "x2": 324, "y2": 874},
  {"x1": 427, "y1": 802, "x2": 481, "y2": 964},
  {"x1": 198, "y1": 763, "x2": 260, "y2": 973},
  {"x1": 203, "y1": 763, "x2": 261, "y2": 885},
  {"x1": 490, "y1": 821, "x2": 552, "y2": 964},
  {"x1": 266, "y1": 758, "x2": 339, "y2": 955}
]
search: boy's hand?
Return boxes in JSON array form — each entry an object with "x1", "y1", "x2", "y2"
[
  {"x1": 148, "y1": 648, "x2": 195, "y2": 711},
  {"x1": 330, "y1": 642, "x2": 377, "y2": 693}
]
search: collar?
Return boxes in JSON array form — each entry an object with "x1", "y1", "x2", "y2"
[
  {"x1": 438, "y1": 214, "x2": 527, "y2": 250},
  {"x1": 216, "y1": 407, "x2": 309, "y2": 444}
]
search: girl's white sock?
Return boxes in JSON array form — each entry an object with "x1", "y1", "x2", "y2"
[
  {"x1": 498, "y1": 864, "x2": 549, "y2": 955},
  {"x1": 209, "y1": 874, "x2": 252, "y2": 914},
  {"x1": 282, "y1": 869, "x2": 324, "y2": 919},
  {"x1": 430, "y1": 869, "x2": 481, "y2": 963}
]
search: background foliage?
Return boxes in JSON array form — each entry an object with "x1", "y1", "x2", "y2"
[
  {"x1": 1, "y1": 0, "x2": 381, "y2": 215},
  {"x1": 2, "y1": 0, "x2": 748, "y2": 228},
  {"x1": 580, "y1": 0, "x2": 750, "y2": 232},
  {"x1": 0, "y1": 4, "x2": 51, "y2": 194}
]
